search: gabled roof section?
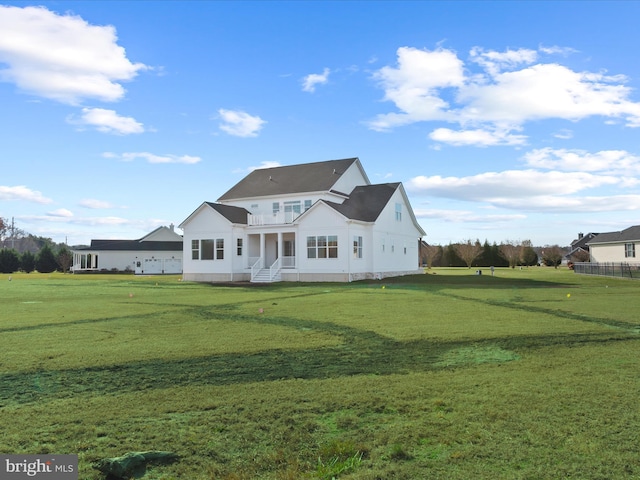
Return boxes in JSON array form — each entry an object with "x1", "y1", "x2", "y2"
[
  {"x1": 206, "y1": 202, "x2": 249, "y2": 224},
  {"x1": 218, "y1": 158, "x2": 363, "y2": 201},
  {"x1": 320, "y1": 182, "x2": 426, "y2": 236},
  {"x1": 179, "y1": 201, "x2": 250, "y2": 228},
  {"x1": 588, "y1": 225, "x2": 640, "y2": 245},
  {"x1": 141, "y1": 225, "x2": 182, "y2": 242},
  {"x1": 77, "y1": 239, "x2": 183, "y2": 252},
  {"x1": 324, "y1": 183, "x2": 400, "y2": 222},
  {"x1": 570, "y1": 232, "x2": 598, "y2": 250}
]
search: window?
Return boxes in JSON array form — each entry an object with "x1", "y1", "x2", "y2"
[
  {"x1": 272, "y1": 202, "x2": 280, "y2": 214},
  {"x1": 353, "y1": 236, "x2": 363, "y2": 259},
  {"x1": 304, "y1": 199, "x2": 312, "y2": 211},
  {"x1": 193, "y1": 238, "x2": 223, "y2": 260},
  {"x1": 237, "y1": 238, "x2": 243, "y2": 256},
  {"x1": 395, "y1": 203, "x2": 402, "y2": 221},
  {"x1": 625, "y1": 243, "x2": 636, "y2": 258},
  {"x1": 307, "y1": 236, "x2": 317, "y2": 259},
  {"x1": 307, "y1": 235, "x2": 338, "y2": 259},
  {"x1": 201, "y1": 239, "x2": 214, "y2": 260},
  {"x1": 284, "y1": 201, "x2": 302, "y2": 222},
  {"x1": 216, "y1": 238, "x2": 224, "y2": 259}
]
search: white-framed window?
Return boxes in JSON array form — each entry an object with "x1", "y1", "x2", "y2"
[
  {"x1": 284, "y1": 201, "x2": 302, "y2": 221},
  {"x1": 272, "y1": 202, "x2": 280, "y2": 214},
  {"x1": 353, "y1": 236, "x2": 363, "y2": 259},
  {"x1": 395, "y1": 203, "x2": 402, "y2": 221},
  {"x1": 201, "y1": 239, "x2": 215, "y2": 260},
  {"x1": 307, "y1": 235, "x2": 338, "y2": 259},
  {"x1": 216, "y1": 238, "x2": 224, "y2": 260},
  {"x1": 304, "y1": 199, "x2": 312, "y2": 211},
  {"x1": 193, "y1": 238, "x2": 223, "y2": 260},
  {"x1": 625, "y1": 243, "x2": 636, "y2": 258},
  {"x1": 237, "y1": 238, "x2": 243, "y2": 256},
  {"x1": 191, "y1": 239, "x2": 199, "y2": 260}
]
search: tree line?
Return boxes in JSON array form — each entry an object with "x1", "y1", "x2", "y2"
[
  {"x1": 0, "y1": 217, "x2": 76, "y2": 273},
  {"x1": 420, "y1": 239, "x2": 567, "y2": 269}
]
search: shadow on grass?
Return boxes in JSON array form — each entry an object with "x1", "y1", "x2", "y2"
[{"x1": 0, "y1": 303, "x2": 634, "y2": 406}]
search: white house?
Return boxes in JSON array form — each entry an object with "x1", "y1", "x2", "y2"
[
  {"x1": 179, "y1": 158, "x2": 426, "y2": 282},
  {"x1": 72, "y1": 225, "x2": 183, "y2": 274},
  {"x1": 587, "y1": 225, "x2": 640, "y2": 264}
]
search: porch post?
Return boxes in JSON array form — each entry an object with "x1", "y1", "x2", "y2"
[
  {"x1": 277, "y1": 232, "x2": 283, "y2": 262},
  {"x1": 260, "y1": 232, "x2": 265, "y2": 268}
]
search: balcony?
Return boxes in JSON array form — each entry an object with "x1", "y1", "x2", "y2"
[{"x1": 248, "y1": 211, "x2": 300, "y2": 226}]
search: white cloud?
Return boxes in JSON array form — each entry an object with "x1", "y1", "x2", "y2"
[
  {"x1": 218, "y1": 109, "x2": 266, "y2": 137},
  {"x1": 523, "y1": 148, "x2": 640, "y2": 175},
  {"x1": 0, "y1": 5, "x2": 147, "y2": 105},
  {"x1": 108, "y1": 151, "x2": 201, "y2": 164},
  {"x1": 408, "y1": 169, "x2": 623, "y2": 201},
  {"x1": 414, "y1": 208, "x2": 526, "y2": 223},
  {"x1": 302, "y1": 67, "x2": 330, "y2": 93},
  {"x1": 491, "y1": 194, "x2": 640, "y2": 212},
  {"x1": 72, "y1": 107, "x2": 144, "y2": 135},
  {"x1": 79, "y1": 199, "x2": 115, "y2": 209},
  {"x1": 429, "y1": 127, "x2": 527, "y2": 146},
  {"x1": 47, "y1": 208, "x2": 73, "y2": 217},
  {"x1": 368, "y1": 45, "x2": 640, "y2": 144},
  {"x1": 0, "y1": 185, "x2": 52, "y2": 204},
  {"x1": 368, "y1": 46, "x2": 464, "y2": 131},
  {"x1": 469, "y1": 46, "x2": 538, "y2": 76}
]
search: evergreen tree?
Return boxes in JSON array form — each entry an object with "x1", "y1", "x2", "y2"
[
  {"x1": 21, "y1": 251, "x2": 36, "y2": 273},
  {"x1": 443, "y1": 244, "x2": 465, "y2": 267},
  {"x1": 35, "y1": 244, "x2": 58, "y2": 273},
  {"x1": 0, "y1": 248, "x2": 21, "y2": 273}
]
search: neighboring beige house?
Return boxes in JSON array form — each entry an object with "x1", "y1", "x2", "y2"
[
  {"x1": 587, "y1": 226, "x2": 640, "y2": 263},
  {"x1": 72, "y1": 225, "x2": 183, "y2": 274},
  {"x1": 179, "y1": 157, "x2": 426, "y2": 282}
]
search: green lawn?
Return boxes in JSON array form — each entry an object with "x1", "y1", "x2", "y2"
[{"x1": 1, "y1": 268, "x2": 639, "y2": 479}]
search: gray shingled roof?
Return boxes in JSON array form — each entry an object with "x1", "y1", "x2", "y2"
[
  {"x1": 324, "y1": 183, "x2": 400, "y2": 222},
  {"x1": 588, "y1": 225, "x2": 640, "y2": 244},
  {"x1": 77, "y1": 240, "x2": 183, "y2": 252},
  {"x1": 206, "y1": 202, "x2": 249, "y2": 224},
  {"x1": 570, "y1": 232, "x2": 598, "y2": 250},
  {"x1": 218, "y1": 158, "x2": 360, "y2": 200}
]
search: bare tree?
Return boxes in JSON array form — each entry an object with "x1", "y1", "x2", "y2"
[
  {"x1": 57, "y1": 246, "x2": 74, "y2": 273},
  {"x1": 420, "y1": 242, "x2": 441, "y2": 269},
  {"x1": 500, "y1": 241, "x2": 522, "y2": 268},
  {"x1": 542, "y1": 245, "x2": 564, "y2": 268},
  {"x1": 0, "y1": 217, "x2": 8, "y2": 247},
  {"x1": 454, "y1": 240, "x2": 483, "y2": 268}
]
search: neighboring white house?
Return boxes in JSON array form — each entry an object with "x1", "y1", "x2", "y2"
[
  {"x1": 72, "y1": 225, "x2": 183, "y2": 274},
  {"x1": 179, "y1": 157, "x2": 426, "y2": 282},
  {"x1": 587, "y1": 225, "x2": 640, "y2": 263}
]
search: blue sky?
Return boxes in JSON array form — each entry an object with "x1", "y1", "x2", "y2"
[{"x1": 2, "y1": 1, "x2": 640, "y2": 247}]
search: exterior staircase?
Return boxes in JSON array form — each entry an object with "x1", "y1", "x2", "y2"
[{"x1": 251, "y1": 268, "x2": 281, "y2": 283}]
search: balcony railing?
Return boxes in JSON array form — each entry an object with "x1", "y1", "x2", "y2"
[{"x1": 248, "y1": 211, "x2": 300, "y2": 226}]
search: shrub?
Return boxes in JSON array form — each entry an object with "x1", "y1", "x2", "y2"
[{"x1": 0, "y1": 248, "x2": 21, "y2": 273}]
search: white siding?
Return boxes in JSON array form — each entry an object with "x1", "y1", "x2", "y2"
[
  {"x1": 590, "y1": 242, "x2": 640, "y2": 263},
  {"x1": 182, "y1": 206, "x2": 235, "y2": 279},
  {"x1": 371, "y1": 189, "x2": 422, "y2": 274}
]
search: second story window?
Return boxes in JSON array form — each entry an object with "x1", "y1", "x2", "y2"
[{"x1": 395, "y1": 203, "x2": 402, "y2": 221}]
